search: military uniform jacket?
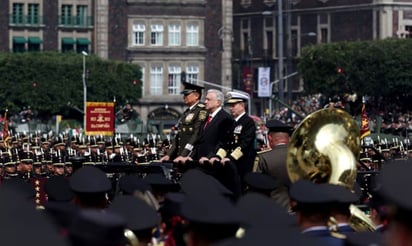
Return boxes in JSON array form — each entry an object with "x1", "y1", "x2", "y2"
[
  {"x1": 167, "y1": 102, "x2": 207, "y2": 159},
  {"x1": 254, "y1": 144, "x2": 291, "y2": 209},
  {"x1": 220, "y1": 113, "x2": 256, "y2": 177}
]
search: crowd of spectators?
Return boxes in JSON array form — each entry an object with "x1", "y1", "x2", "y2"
[{"x1": 271, "y1": 94, "x2": 412, "y2": 138}]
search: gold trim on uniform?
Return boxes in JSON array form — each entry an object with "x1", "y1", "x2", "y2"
[
  {"x1": 185, "y1": 113, "x2": 195, "y2": 122},
  {"x1": 230, "y1": 147, "x2": 243, "y2": 160},
  {"x1": 216, "y1": 148, "x2": 227, "y2": 159},
  {"x1": 198, "y1": 110, "x2": 207, "y2": 121}
]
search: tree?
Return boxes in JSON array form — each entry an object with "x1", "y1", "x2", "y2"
[
  {"x1": 0, "y1": 52, "x2": 142, "y2": 119},
  {"x1": 298, "y1": 38, "x2": 412, "y2": 107}
]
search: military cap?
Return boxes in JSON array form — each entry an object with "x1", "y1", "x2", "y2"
[
  {"x1": 68, "y1": 209, "x2": 127, "y2": 246},
  {"x1": 243, "y1": 172, "x2": 278, "y2": 193},
  {"x1": 70, "y1": 166, "x2": 111, "y2": 193},
  {"x1": 2, "y1": 178, "x2": 36, "y2": 200},
  {"x1": 181, "y1": 81, "x2": 204, "y2": 95},
  {"x1": 181, "y1": 192, "x2": 241, "y2": 225},
  {"x1": 118, "y1": 175, "x2": 151, "y2": 195},
  {"x1": 144, "y1": 173, "x2": 180, "y2": 192},
  {"x1": 236, "y1": 192, "x2": 294, "y2": 228},
  {"x1": 2, "y1": 153, "x2": 15, "y2": 166},
  {"x1": 159, "y1": 192, "x2": 185, "y2": 221},
  {"x1": 226, "y1": 91, "x2": 249, "y2": 104},
  {"x1": 109, "y1": 195, "x2": 160, "y2": 231},
  {"x1": 379, "y1": 159, "x2": 412, "y2": 222},
  {"x1": 319, "y1": 183, "x2": 358, "y2": 204},
  {"x1": 19, "y1": 151, "x2": 34, "y2": 163},
  {"x1": 289, "y1": 180, "x2": 334, "y2": 204},
  {"x1": 45, "y1": 176, "x2": 74, "y2": 202},
  {"x1": 52, "y1": 154, "x2": 65, "y2": 166},
  {"x1": 0, "y1": 188, "x2": 69, "y2": 246},
  {"x1": 180, "y1": 169, "x2": 232, "y2": 196},
  {"x1": 266, "y1": 119, "x2": 293, "y2": 133}
]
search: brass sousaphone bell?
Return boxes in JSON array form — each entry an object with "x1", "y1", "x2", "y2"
[{"x1": 286, "y1": 108, "x2": 375, "y2": 232}]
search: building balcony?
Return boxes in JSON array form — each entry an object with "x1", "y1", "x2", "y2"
[
  {"x1": 58, "y1": 16, "x2": 94, "y2": 28},
  {"x1": 9, "y1": 15, "x2": 45, "y2": 27}
]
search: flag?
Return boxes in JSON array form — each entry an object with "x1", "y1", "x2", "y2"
[
  {"x1": 3, "y1": 109, "x2": 10, "y2": 148},
  {"x1": 360, "y1": 103, "x2": 371, "y2": 139}
]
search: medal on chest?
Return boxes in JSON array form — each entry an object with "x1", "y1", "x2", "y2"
[{"x1": 234, "y1": 125, "x2": 242, "y2": 134}]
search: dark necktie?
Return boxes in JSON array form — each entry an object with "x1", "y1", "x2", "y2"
[{"x1": 204, "y1": 115, "x2": 212, "y2": 129}]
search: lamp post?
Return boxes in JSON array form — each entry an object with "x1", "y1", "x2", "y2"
[
  {"x1": 82, "y1": 51, "x2": 88, "y2": 129},
  {"x1": 277, "y1": 0, "x2": 284, "y2": 109}
]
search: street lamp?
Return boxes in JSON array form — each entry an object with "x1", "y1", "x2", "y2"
[{"x1": 82, "y1": 51, "x2": 88, "y2": 129}]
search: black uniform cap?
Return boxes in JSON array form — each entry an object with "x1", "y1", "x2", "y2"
[
  {"x1": 289, "y1": 180, "x2": 334, "y2": 204},
  {"x1": 181, "y1": 192, "x2": 241, "y2": 225},
  {"x1": 68, "y1": 209, "x2": 127, "y2": 246},
  {"x1": 0, "y1": 188, "x2": 68, "y2": 246},
  {"x1": 118, "y1": 175, "x2": 151, "y2": 195},
  {"x1": 244, "y1": 172, "x2": 278, "y2": 193},
  {"x1": 69, "y1": 166, "x2": 111, "y2": 193},
  {"x1": 181, "y1": 82, "x2": 204, "y2": 96},
  {"x1": 180, "y1": 169, "x2": 233, "y2": 196},
  {"x1": 379, "y1": 159, "x2": 412, "y2": 224},
  {"x1": 236, "y1": 192, "x2": 295, "y2": 228},
  {"x1": 266, "y1": 119, "x2": 293, "y2": 134},
  {"x1": 45, "y1": 176, "x2": 74, "y2": 202},
  {"x1": 144, "y1": 173, "x2": 180, "y2": 192},
  {"x1": 109, "y1": 195, "x2": 160, "y2": 231}
]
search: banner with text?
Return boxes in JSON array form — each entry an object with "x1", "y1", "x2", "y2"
[
  {"x1": 258, "y1": 67, "x2": 271, "y2": 97},
  {"x1": 85, "y1": 102, "x2": 115, "y2": 136}
]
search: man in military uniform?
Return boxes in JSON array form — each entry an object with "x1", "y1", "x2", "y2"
[
  {"x1": 253, "y1": 119, "x2": 293, "y2": 209},
  {"x1": 212, "y1": 91, "x2": 256, "y2": 194},
  {"x1": 160, "y1": 82, "x2": 207, "y2": 164}
]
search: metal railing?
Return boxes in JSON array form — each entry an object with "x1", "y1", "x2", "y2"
[
  {"x1": 58, "y1": 16, "x2": 94, "y2": 28},
  {"x1": 9, "y1": 15, "x2": 44, "y2": 26}
]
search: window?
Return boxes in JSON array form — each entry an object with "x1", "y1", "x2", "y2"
[
  {"x1": 132, "y1": 24, "x2": 145, "y2": 46},
  {"x1": 13, "y1": 36, "x2": 26, "y2": 53},
  {"x1": 150, "y1": 24, "x2": 164, "y2": 46},
  {"x1": 186, "y1": 23, "x2": 199, "y2": 46},
  {"x1": 406, "y1": 26, "x2": 412, "y2": 38},
  {"x1": 76, "y1": 38, "x2": 90, "y2": 53},
  {"x1": 291, "y1": 30, "x2": 298, "y2": 56},
  {"x1": 168, "y1": 66, "x2": 181, "y2": 95},
  {"x1": 12, "y1": 3, "x2": 24, "y2": 24},
  {"x1": 263, "y1": 17, "x2": 274, "y2": 58},
  {"x1": 76, "y1": 5, "x2": 88, "y2": 26},
  {"x1": 61, "y1": 5, "x2": 73, "y2": 25},
  {"x1": 28, "y1": 37, "x2": 41, "y2": 52},
  {"x1": 168, "y1": 24, "x2": 181, "y2": 46},
  {"x1": 321, "y1": 27, "x2": 328, "y2": 43},
  {"x1": 150, "y1": 66, "x2": 163, "y2": 95},
  {"x1": 28, "y1": 4, "x2": 39, "y2": 25},
  {"x1": 61, "y1": 38, "x2": 75, "y2": 52},
  {"x1": 186, "y1": 66, "x2": 199, "y2": 83}
]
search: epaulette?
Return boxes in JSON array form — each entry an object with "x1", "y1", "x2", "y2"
[
  {"x1": 257, "y1": 148, "x2": 272, "y2": 155},
  {"x1": 197, "y1": 103, "x2": 205, "y2": 108}
]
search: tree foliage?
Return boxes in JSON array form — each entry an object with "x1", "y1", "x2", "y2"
[
  {"x1": 0, "y1": 52, "x2": 141, "y2": 119},
  {"x1": 298, "y1": 38, "x2": 412, "y2": 104}
]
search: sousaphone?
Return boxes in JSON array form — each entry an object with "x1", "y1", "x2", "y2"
[{"x1": 286, "y1": 108, "x2": 375, "y2": 232}]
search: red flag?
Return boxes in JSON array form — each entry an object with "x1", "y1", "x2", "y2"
[{"x1": 360, "y1": 103, "x2": 371, "y2": 139}]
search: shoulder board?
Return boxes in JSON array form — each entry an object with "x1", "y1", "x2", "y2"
[
  {"x1": 257, "y1": 148, "x2": 272, "y2": 155},
  {"x1": 197, "y1": 103, "x2": 205, "y2": 108}
]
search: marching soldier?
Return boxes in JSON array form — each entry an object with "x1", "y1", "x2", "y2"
[{"x1": 160, "y1": 82, "x2": 207, "y2": 164}]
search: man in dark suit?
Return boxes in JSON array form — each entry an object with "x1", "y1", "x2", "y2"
[
  {"x1": 253, "y1": 119, "x2": 293, "y2": 209},
  {"x1": 160, "y1": 82, "x2": 207, "y2": 164},
  {"x1": 213, "y1": 91, "x2": 256, "y2": 194},
  {"x1": 194, "y1": 89, "x2": 233, "y2": 162}
]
